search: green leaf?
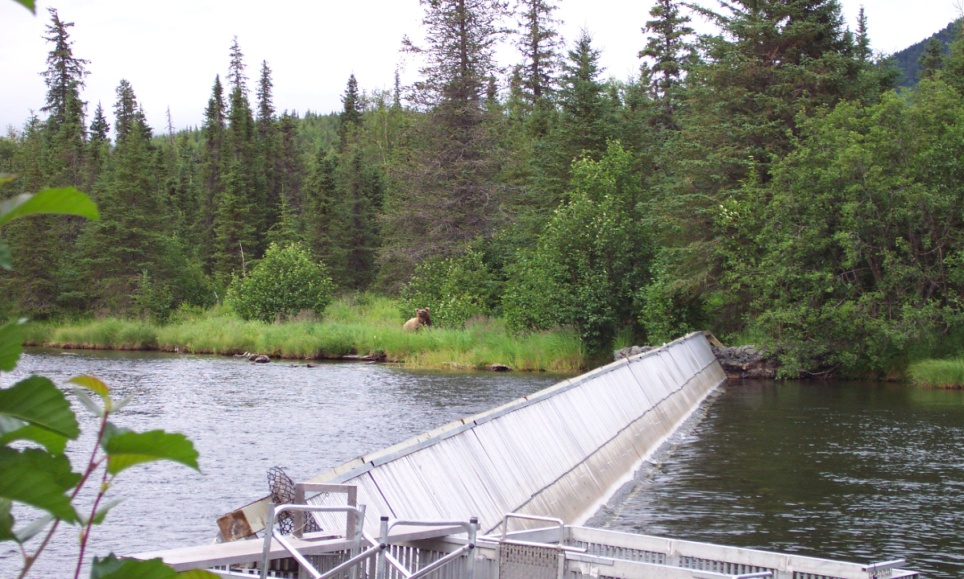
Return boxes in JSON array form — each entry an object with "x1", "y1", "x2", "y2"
[
  {"x1": 69, "y1": 375, "x2": 110, "y2": 399},
  {"x1": 0, "y1": 447, "x2": 79, "y2": 522},
  {"x1": 91, "y1": 554, "x2": 177, "y2": 579},
  {"x1": 102, "y1": 427, "x2": 199, "y2": 476},
  {"x1": 0, "y1": 318, "x2": 25, "y2": 371},
  {"x1": 0, "y1": 174, "x2": 14, "y2": 184},
  {"x1": 0, "y1": 376, "x2": 80, "y2": 439},
  {"x1": 11, "y1": 0, "x2": 35, "y2": 14},
  {"x1": 0, "y1": 188, "x2": 99, "y2": 228},
  {"x1": 0, "y1": 422, "x2": 69, "y2": 454}
]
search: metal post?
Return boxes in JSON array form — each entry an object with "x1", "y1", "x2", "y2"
[
  {"x1": 260, "y1": 503, "x2": 277, "y2": 579},
  {"x1": 293, "y1": 485, "x2": 305, "y2": 539},
  {"x1": 376, "y1": 516, "x2": 389, "y2": 579},
  {"x1": 349, "y1": 504, "x2": 366, "y2": 579},
  {"x1": 466, "y1": 517, "x2": 477, "y2": 579}
]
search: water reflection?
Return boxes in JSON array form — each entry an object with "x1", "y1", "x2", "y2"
[{"x1": 599, "y1": 380, "x2": 964, "y2": 578}]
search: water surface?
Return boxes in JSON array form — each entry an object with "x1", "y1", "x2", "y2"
[
  {"x1": 0, "y1": 349, "x2": 563, "y2": 577},
  {"x1": 599, "y1": 381, "x2": 964, "y2": 578}
]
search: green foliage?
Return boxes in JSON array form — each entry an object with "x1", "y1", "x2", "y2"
[
  {"x1": 636, "y1": 251, "x2": 704, "y2": 345},
  {"x1": 0, "y1": 69, "x2": 204, "y2": 574},
  {"x1": 503, "y1": 141, "x2": 651, "y2": 354},
  {"x1": 400, "y1": 248, "x2": 498, "y2": 329},
  {"x1": 742, "y1": 82, "x2": 964, "y2": 376},
  {"x1": 90, "y1": 554, "x2": 216, "y2": 578},
  {"x1": 227, "y1": 242, "x2": 334, "y2": 322}
]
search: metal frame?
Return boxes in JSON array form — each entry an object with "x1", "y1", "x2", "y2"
[
  {"x1": 260, "y1": 504, "x2": 367, "y2": 579},
  {"x1": 374, "y1": 516, "x2": 479, "y2": 579}
]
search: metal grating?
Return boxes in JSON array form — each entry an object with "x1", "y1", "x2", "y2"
[{"x1": 499, "y1": 542, "x2": 560, "y2": 579}]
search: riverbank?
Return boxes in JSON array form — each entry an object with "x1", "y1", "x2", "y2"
[{"x1": 21, "y1": 297, "x2": 586, "y2": 373}]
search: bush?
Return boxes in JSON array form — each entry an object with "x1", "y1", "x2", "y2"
[
  {"x1": 400, "y1": 248, "x2": 498, "y2": 328},
  {"x1": 227, "y1": 242, "x2": 335, "y2": 322}
]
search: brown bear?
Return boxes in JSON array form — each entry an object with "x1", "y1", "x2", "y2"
[{"x1": 403, "y1": 308, "x2": 432, "y2": 332}]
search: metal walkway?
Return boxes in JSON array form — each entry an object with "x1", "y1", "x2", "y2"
[{"x1": 143, "y1": 502, "x2": 918, "y2": 579}]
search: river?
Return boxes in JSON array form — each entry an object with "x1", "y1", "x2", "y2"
[{"x1": 2, "y1": 350, "x2": 963, "y2": 578}]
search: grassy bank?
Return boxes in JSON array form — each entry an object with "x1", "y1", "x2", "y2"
[
  {"x1": 907, "y1": 358, "x2": 964, "y2": 388},
  {"x1": 24, "y1": 296, "x2": 585, "y2": 373}
]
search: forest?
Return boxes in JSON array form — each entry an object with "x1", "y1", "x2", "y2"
[{"x1": 3, "y1": 0, "x2": 964, "y2": 377}]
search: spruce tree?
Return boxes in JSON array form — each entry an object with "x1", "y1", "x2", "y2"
[
  {"x1": 256, "y1": 60, "x2": 281, "y2": 239},
  {"x1": 655, "y1": 0, "x2": 879, "y2": 335},
  {"x1": 199, "y1": 75, "x2": 227, "y2": 268},
  {"x1": 303, "y1": 149, "x2": 345, "y2": 278},
  {"x1": 40, "y1": 8, "x2": 89, "y2": 131},
  {"x1": 918, "y1": 37, "x2": 945, "y2": 81},
  {"x1": 514, "y1": 0, "x2": 563, "y2": 106},
  {"x1": 214, "y1": 39, "x2": 260, "y2": 282},
  {"x1": 639, "y1": 0, "x2": 694, "y2": 129},
  {"x1": 530, "y1": 31, "x2": 612, "y2": 206},
  {"x1": 74, "y1": 80, "x2": 182, "y2": 316},
  {"x1": 384, "y1": 0, "x2": 510, "y2": 282},
  {"x1": 338, "y1": 74, "x2": 363, "y2": 149}
]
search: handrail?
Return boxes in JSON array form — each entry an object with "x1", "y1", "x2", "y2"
[
  {"x1": 260, "y1": 504, "x2": 366, "y2": 579},
  {"x1": 499, "y1": 513, "x2": 565, "y2": 545},
  {"x1": 375, "y1": 516, "x2": 479, "y2": 579}
]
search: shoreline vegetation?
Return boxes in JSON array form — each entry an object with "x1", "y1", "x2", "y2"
[
  {"x1": 908, "y1": 359, "x2": 964, "y2": 389},
  {"x1": 21, "y1": 296, "x2": 586, "y2": 374}
]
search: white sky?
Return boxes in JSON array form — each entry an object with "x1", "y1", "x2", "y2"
[{"x1": 1, "y1": 0, "x2": 961, "y2": 134}]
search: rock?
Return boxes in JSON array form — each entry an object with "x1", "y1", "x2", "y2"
[
  {"x1": 488, "y1": 364, "x2": 511, "y2": 372},
  {"x1": 615, "y1": 339, "x2": 778, "y2": 380},
  {"x1": 253, "y1": 355, "x2": 270, "y2": 364},
  {"x1": 711, "y1": 345, "x2": 777, "y2": 379}
]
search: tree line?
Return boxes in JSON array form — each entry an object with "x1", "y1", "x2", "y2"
[{"x1": 3, "y1": 0, "x2": 964, "y2": 375}]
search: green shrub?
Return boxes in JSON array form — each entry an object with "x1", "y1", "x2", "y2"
[
  {"x1": 401, "y1": 248, "x2": 498, "y2": 329},
  {"x1": 227, "y1": 242, "x2": 335, "y2": 322}
]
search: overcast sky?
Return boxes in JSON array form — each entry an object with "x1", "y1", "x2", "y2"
[{"x1": 1, "y1": 0, "x2": 961, "y2": 134}]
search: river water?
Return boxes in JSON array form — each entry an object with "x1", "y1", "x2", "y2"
[{"x1": 2, "y1": 351, "x2": 962, "y2": 578}]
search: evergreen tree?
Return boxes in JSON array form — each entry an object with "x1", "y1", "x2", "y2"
[
  {"x1": 338, "y1": 74, "x2": 363, "y2": 149},
  {"x1": 86, "y1": 101, "x2": 110, "y2": 190},
  {"x1": 303, "y1": 149, "x2": 345, "y2": 277},
  {"x1": 384, "y1": 0, "x2": 510, "y2": 283},
  {"x1": 256, "y1": 60, "x2": 281, "y2": 239},
  {"x1": 40, "y1": 8, "x2": 89, "y2": 188},
  {"x1": 639, "y1": 0, "x2": 694, "y2": 129},
  {"x1": 531, "y1": 31, "x2": 612, "y2": 205},
  {"x1": 654, "y1": 0, "x2": 876, "y2": 335},
  {"x1": 269, "y1": 111, "x2": 305, "y2": 246},
  {"x1": 40, "y1": 8, "x2": 89, "y2": 130},
  {"x1": 514, "y1": 0, "x2": 563, "y2": 106},
  {"x1": 198, "y1": 75, "x2": 226, "y2": 268},
  {"x1": 74, "y1": 81, "x2": 183, "y2": 317},
  {"x1": 214, "y1": 39, "x2": 260, "y2": 283},
  {"x1": 918, "y1": 37, "x2": 944, "y2": 81},
  {"x1": 1, "y1": 119, "x2": 63, "y2": 316},
  {"x1": 855, "y1": 6, "x2": 871, "y2": 62}
]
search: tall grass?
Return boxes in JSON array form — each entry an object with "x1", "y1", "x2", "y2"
[
  {"x1": 24, "y1": 295, "x2": 586, "y2": 373},
  {"x1": 48, "y1": 319, "x2": 158, "y2": 350},
  {"x1": 907, "y1": 358, "x2": 964, "y2": 388}
]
